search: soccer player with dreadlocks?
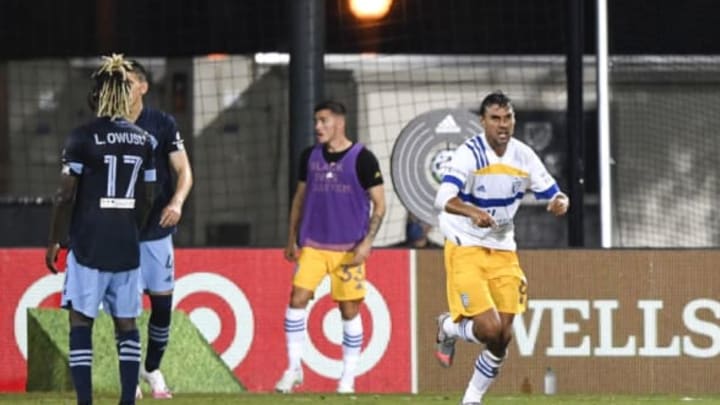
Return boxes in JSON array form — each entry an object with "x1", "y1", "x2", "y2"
[{"x1": 45, "y1": 54, "x2": 156, "y2": 405}]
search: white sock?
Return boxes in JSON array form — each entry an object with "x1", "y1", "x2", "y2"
[
  {"x1": 339, "y1": 314, "x2": 363, "y2": 387},
  {"x1": 284, "y1": 307, "x2": 306, "y2": 371},
  {"x1": 443, "y1": 317, "x2": 481, "y2": 344},
  {"x1": 462, "y1": 349, "x2": 504, "y2": 403}
]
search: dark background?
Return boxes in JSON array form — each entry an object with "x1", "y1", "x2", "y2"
[
  {"x1": 1, "y1": 0, "x2": 716, "y2": 59},
  {"x1": 0, "y1": 0, "x2": 714, "y2": 248}
]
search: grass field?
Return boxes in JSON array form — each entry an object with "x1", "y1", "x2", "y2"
[{"x1": 1, "y1": 393, "x2": 720, "y2": 404}]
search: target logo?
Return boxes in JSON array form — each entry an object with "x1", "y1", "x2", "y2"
[
  {"x1": 391, "y1": 108, "x2": 481, "y2": 227},
  {"x1": 303, "y1": 277, "x2": 391, "y2": 379},
  {"x1": 174, "y1": 272, "x2": 254, "y2": 369},
  {"x1": 14, "y1": 273, "x2": 64, "y2": 359},
  {"x1": 11, "y1": 271, "x2": 256, "y2": 368},
  {"x1": 170, "y1": 249, "x2": 412, "y2": 392},
  {"x1": 0, "y1": 248, "x2": 412, "y2": 393}
]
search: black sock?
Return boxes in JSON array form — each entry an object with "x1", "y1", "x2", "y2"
[
  {"x1": 115, "y1": 329, "x2": 140, "y2": 403},
  {"x1": 145, "y1": 294, "x2": 172, "y2": 372},
  {"x1": 69, "y1": 326, "x2": 93, "y2": 405}
]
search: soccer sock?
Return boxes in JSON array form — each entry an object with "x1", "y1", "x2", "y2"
[
  {"x1": 442, "y1": 317, "x2": 481, "y2": 344},
  {"x1": 116, "y1": 329, "x2": 141, "y2": 404},
  {"x1": 462, "y1": 349, "x2": 505, "y2": 403},
  {"x1": 145, "y1": 294, "x2": 172, "y2": 372},
  {"x1": 284, "y1": 307, "x2": 307, "y2": 371},
  {"x1": 340, "y1": 314, "x2": 363, "y2": 387},
  {"x1": 69, "y1": 326, "x2": 93, "y2": 405}
]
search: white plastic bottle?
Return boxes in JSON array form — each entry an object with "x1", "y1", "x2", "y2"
[{"x1": 544, "y1": 367, "x2": 557, "y2": 395}]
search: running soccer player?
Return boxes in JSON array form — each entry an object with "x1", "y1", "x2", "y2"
[
  {"x1": 45, "y1": 54, "x2": 156, "y2": 405},
  {"x1": 433, "y1": 91, "x2": 569, "y2": 405}
]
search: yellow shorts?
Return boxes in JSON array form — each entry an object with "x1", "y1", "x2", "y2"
[
  {"x1": 293, "y1": 246, "x2": 366, "y2": 302},
  {"x1": 444, "y1": 240, "x2": 527, "y2": 321}
]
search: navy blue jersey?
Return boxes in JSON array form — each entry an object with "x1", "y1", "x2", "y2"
[
  {"x1": 135, "y1": 107, "x2": 185, "y2": 241},
  {"x1": 62, "y1": 117, "x2": 156, "y2": 271}
]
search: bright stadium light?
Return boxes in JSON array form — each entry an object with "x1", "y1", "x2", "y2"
[{"x1": 349, "y1": 0, "x2": 393, "y2": 21}]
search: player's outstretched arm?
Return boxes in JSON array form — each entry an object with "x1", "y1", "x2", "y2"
[{"x1": 46, "y1": 174, "x2": 78, "y2": 273}]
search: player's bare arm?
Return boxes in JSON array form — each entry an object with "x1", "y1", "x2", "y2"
[
  {"x1": 547, "y1": 192, "x2": 570, "y2": 216},
  {"x1": 45, "y1": 174, "x2": 78, "y2": 273},
  {"x1": 444, "y1": 196, "x2": 497, "y2": 228},
  {"x1": 349, "y1": 184, "x2": 386, "y2": 266},
  {"x1": 285, "y1": 182, "x2": 307, "y2": 262},
  {"x1": 159, "y1": 150, "x2": 193, "y2": 228}
]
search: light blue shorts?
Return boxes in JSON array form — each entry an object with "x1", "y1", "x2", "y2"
[
  {"x1": 61, "y1": 251, "x2": 141, "y2": 319},
  {"x1": 139, "y1": 234, "x2": 175, "y2": 294}
]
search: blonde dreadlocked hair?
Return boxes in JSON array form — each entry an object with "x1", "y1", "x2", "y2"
[{"x1": 91, "y1": 54, "x2": 133, "y2": 119}]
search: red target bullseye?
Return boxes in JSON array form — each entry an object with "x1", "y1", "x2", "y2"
[
  {"x1": 176, "y1": 292, "x2": 236, "y2": 354},
  {"x1": 306, "y1": 297, "x2": 375, "y2": 360},
  {"x1": 172, "y1": 272, "x2": 254, "y2": 370},
  {"x1": 303, "y1": 278, "x2": 390, "y2": 379}
]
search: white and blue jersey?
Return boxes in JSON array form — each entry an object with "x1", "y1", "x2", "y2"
[
  {"x1": 136, "y1": 107, "x2": 185, "y2": 242},
  {"x1": 438, "y1": 133, "x2": 561, "y2": 251}
]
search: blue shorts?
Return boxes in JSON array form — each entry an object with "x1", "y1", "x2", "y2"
[
  {"x1": 139, "y1": 234, "x2": 175, "y2": 294},
  {"x1": 61, "y1": 250, "x2": 142, "y2": 319}
]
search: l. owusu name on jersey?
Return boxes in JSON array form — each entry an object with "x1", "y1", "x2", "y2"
[{"x1": 94, "y1": 132, "x2": 148, "y2": 145}]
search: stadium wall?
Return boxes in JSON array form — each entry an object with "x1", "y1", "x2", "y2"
[{"x1": 1, "y1": 248, "x2": 718, "y2": 394}]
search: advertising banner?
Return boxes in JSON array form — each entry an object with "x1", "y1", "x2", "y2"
[
  {"x1": 416, "y1": 249, "x2": 720, "y2": 394},
  {"x1": 5, "y1": 248, "x2": 719, "y2": 394},
  {"x1": 0, "y1": 248, "x2": 411, "y2": 393}
]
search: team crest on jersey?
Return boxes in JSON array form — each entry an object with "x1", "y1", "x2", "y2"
[{"x1": 511, "y1": 179, "x2": 523, "y2": 195}]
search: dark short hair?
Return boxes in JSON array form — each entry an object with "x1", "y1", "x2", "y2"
[
  {"x1": 127, "y1": 59, "x2": 151, "y2": 84},
  {"x1": 313, "y1": 100, "x2": 346, "y2": 116},
  {"x1": 478, "y1": 91, "x2": 513, "y2": 116}
]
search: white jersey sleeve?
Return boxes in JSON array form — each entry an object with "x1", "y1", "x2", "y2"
[
  {"x1": 442, "y1": 144, "x2": 477, "y2": 189},
  {"x1": 526, "y1": 146, "x2": 560, "y2": 200}
]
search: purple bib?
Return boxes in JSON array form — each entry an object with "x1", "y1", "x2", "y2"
[{"x1": 298, "y1": 143, "x2": 370, "y2": 250}]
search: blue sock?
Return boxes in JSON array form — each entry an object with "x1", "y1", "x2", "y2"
[
  {"x1": 69, "y1": 326, "x2": 93, "y2": 405},
  {"x1": 116, "y1": 329, "x2": 141, "y2": 404},
  {"x1": 145, "y1": 295, "x2": 172, "y2": 372}
]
